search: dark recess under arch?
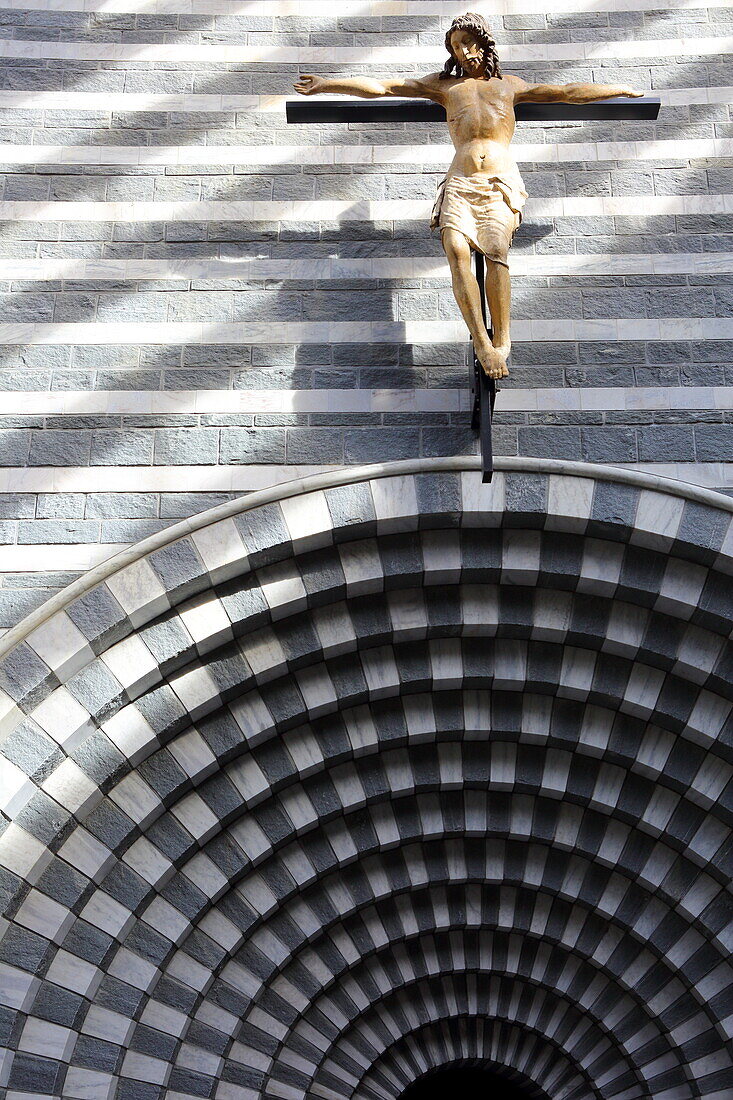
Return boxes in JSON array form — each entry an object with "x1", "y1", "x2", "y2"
[{"x1": 400, "y1": 1061, "x2": 550, "y2": 1100}]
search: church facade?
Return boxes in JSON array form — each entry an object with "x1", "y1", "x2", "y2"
[{"x1": 1, "y1": 1, "x2": 732, "y2": 1098}]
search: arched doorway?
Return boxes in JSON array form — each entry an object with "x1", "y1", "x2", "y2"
[{"x1": 1, "y1": 458, "x2": 732, "y2": 1099}]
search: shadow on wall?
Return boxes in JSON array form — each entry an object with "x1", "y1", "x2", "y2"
[
  {"x1": 0, "y1": 186, "x2": 555, "y2": 470},
  {"x1": 0, "y1": 5, "x2": 697, "y2": 472}
]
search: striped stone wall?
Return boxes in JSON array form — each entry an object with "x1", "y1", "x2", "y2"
[{"x1": 0, "y1": 0, "x2": 731, "y2": 631}]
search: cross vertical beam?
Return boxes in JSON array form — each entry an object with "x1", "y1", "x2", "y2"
[{"x1": 470, "y1": 250, "x2": 497, "y2": 483}]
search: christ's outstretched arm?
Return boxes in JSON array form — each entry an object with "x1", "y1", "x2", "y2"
[
  {"x1": 294, "y1": 74, "x2": 444, "y2": 101},
  {"x1": 511, "y1": 77, "x2": 644, "y2": 104}
]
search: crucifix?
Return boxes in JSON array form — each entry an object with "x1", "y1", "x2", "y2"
[{"x1": 287, "y1": 11, "x2": 660, "y2": 481}]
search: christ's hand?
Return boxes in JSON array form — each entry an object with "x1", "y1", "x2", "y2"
[
  {"x1": 617, "y1": 86, "x2": 644, "y2": 97},
  {"x1": 294, "y1": 74, "x2": 324, "y2": 95}
]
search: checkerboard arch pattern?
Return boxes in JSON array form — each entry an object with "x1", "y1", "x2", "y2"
[{"x1": 2, "y1": 459, "x2": 733, "y2": 1100}]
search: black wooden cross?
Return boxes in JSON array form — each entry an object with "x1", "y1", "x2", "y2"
[{"x1": 287, "y1": 96, "x2": 661, "y2": 482}]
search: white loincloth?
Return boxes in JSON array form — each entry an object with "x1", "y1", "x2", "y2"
[{"x1": 431, "y1": 171, "x2": 528, "y2": 267}]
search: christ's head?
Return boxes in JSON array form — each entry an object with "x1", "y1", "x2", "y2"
[{"x1": 441, "y1": 12, "x2": 502, "y2": 80}]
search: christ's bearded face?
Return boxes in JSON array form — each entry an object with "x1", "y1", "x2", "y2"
[{"x1": 449, "y1": 28, "x2": 486, "y2": 76}]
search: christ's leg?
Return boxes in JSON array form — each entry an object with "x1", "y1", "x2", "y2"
[
  {"x1": 441, "y1": 229, "x2": 504, "y2": 380},
  {"x1": 485, "y1": 257, "x2": 511, "y2": 379}
]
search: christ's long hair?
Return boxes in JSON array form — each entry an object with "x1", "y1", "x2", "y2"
[{"x1": 440, "y1": 12, "x2": 502, "y2": 80}]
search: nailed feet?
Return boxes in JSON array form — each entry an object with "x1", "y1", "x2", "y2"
[{"x1": 476, "y1": 338, "x2": 509, "y2": 380}]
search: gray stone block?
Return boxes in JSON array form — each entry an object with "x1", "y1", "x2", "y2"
[
  {"x1": 31, "y1": 981, "x2": 84, "y2": 1028},
  {"x1": 135, "y1": 683, "x2": 189, "y2": 740},
  {"x1": 344, "y1": 429, "x2": 420, "y2": 464},
  {"x1": 36, "y1": 493, "x2": 85, "y2": 519},
  {"x1": 0, "y1": 923, "x2": 50, "y2": 973},
  {"x1": 422, "y1": 427, "x2": 478, "y2": 458},
  {"x1": 66, "y1": 660, "x2": 124, "y2": 722},
  {"x1": 8, "y1": 1053, "x2": 65, "y2": 1093},
  {"x1": 638, "y1": 426, "x2": 694, "y2": 462},
  {"x1": 492, "y1": 426, "x2": 519, "y2": 455},
  {"x1": 36, "y1": 857, "x2": 89, "y2": 908},
  {"x1": 148, "y1": 537, "x2": 207, "y2": 600},
  {"x1": 124, "y1": 415, "x2": 197, "y2": 429},
  {"x1": 28, "y1": 430, "x2": 91, "y2": 467},
  {"x1": 1, "y1": 718, "x2": 61, "y2": 781},
  {"x1": 163, "y1": 370, "x2": 230, "y2": 391},
  {"x1": 220, "y1": 428, "x2": 286, "y2": 464},
  {"x1": 117, "y1": 1078, "x2": 163, "y2": 1100},
  {"x1": 70, "y1": 730, "x2": 126, "y2": 788},
  {"x1": 90, "y1": 431, "x2": 154, "y2": 466},
  {"x1": 0, "y1": 854, "x2": 22, "y2": 909},
  {"x1": 130, "y1": 1021, "x2": 177, "y2": 1059},
  {"x1": 646, "y1": 288, "x2": 716, "y2": 317},
  {"x1": 0, "y1": 642, "x2": 54, "y2": 707},
  {"x1": 0, "y1": 493, "x2": 35, "y2": 518},
  {"x1": 100, "y1": 519, "x2": 170, "y2": 543},
  {"x1": 72, "y1": 1034, "x2": 122, "y2": 1073},
  {"x1": 140, "y1": 617, "x2": 193, "y2": 673},
  {"x1": 0, "y1": 430, "x2": 30, "y2": 466},
  {"x1": 0, "y1": 1002, "x2": 19, "y2": 1047},
  {"x1": 504, "y1": 473, "x2": 548, "y2": 526},
  {"x1": 154, "y1": 428, "x2": 219, "y2": 465},
  {"x1": 4, "y1": 176, "x2": 51, "y2": 200},
  {"x1": 159, "y1": 492, "x2": 234, "y2": 518},
  {"x1": 286, "y1": 429, "x2": 344, "y2": 464},
  {"x1": 518, "y1": 427, "x2": 581, "y2": 460},
  {"x1": 0, "y1": 370, "x2": 52, "y2": 391},
  {"x1": 233, "y1": 502, "x2": 290, "y2": 569},
  {"x1": 676, "y1": 501, "x2": 730, "y2": 566},
  {"x1": 0, "y1": 293, "x2": 53, "y2": 321},
  {"x1": 85, "y1": 493, "x2": 159, "y2": 519},
  {"x1": 66, "y1": 584, "x2": 129, "y2": 650},
  {"x1": 82, "y1": 797, "x2": 136, "y2": 853},
  {"x1": 0, "y1": 588, "x2": 53, "y2": 627},
  {"x1": 0, "y1": 519, "x2": 16, "y2": 543},
  {"x1": 581, "y1": 427, "x2": 638, "y2": 463},
  {"x1": 696, "y1": 424, "x2": 733, "y2": 461},
  {"x1": 17, "y1": 519, "x2": 100, "y2": 544}
]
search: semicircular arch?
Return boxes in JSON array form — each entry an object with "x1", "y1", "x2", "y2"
[{"x1": 3, "y1": 461, "x2": 733, "y2": 1100}]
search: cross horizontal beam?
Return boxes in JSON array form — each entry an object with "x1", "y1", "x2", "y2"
[{"x1": 286, "y1": 96, "x2": 660, "y2": 124}]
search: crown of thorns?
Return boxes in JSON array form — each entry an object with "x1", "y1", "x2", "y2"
[{"x1": 440, "y1": 11, "x2": 502, "y2": 79}]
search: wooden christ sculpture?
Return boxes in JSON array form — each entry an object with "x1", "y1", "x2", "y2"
[{"x1": 295, "y1": 11, "x2": 643, "y2": 381}]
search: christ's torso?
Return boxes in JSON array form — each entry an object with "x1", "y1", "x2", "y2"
[{"x1": 442, "y1": 76, "x2": 518, "y2": 181}]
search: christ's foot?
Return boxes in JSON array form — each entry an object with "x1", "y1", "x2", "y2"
[
  {"x1": 477, "y1": 341, "x2": 508, "y2": 380},
  {"x1": 493, "y1": 343, "x2": 510, "y2": 379}
]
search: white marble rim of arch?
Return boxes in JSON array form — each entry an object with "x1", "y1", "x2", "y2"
[
  {"x1": 0, "y1": 458, "x2": 733, "y2": 574},
  {"x1": 2, "y1": 385, "x2": 733, "y2": 416},
  {"x1": 2, "y1": 136, "x2": 732, "y2": 169},
  {"x1": 0, "y1": 460, "x2": 732, "y2": 499},
  {"x1": 1, "y1": 454, "x2": 732, "y2": 652},
  {"x1": 0, "y1": 317, "x2": 728, "y2": 343},
  {"x1": 0, "y1": 253, "x2": 730, "y2": 280},
  {"x1": 0, "y1": 195, "x2": 730, "y2": 221},
  {"x1": 0, "y1": 33, "x2": 730, "y2": 61},
  {"x1": 0, "y1": 0, "x2": 730, "y2": 14},
  {"x1": 0, "y1": 85, "x2": 726, "y2": 113}
]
